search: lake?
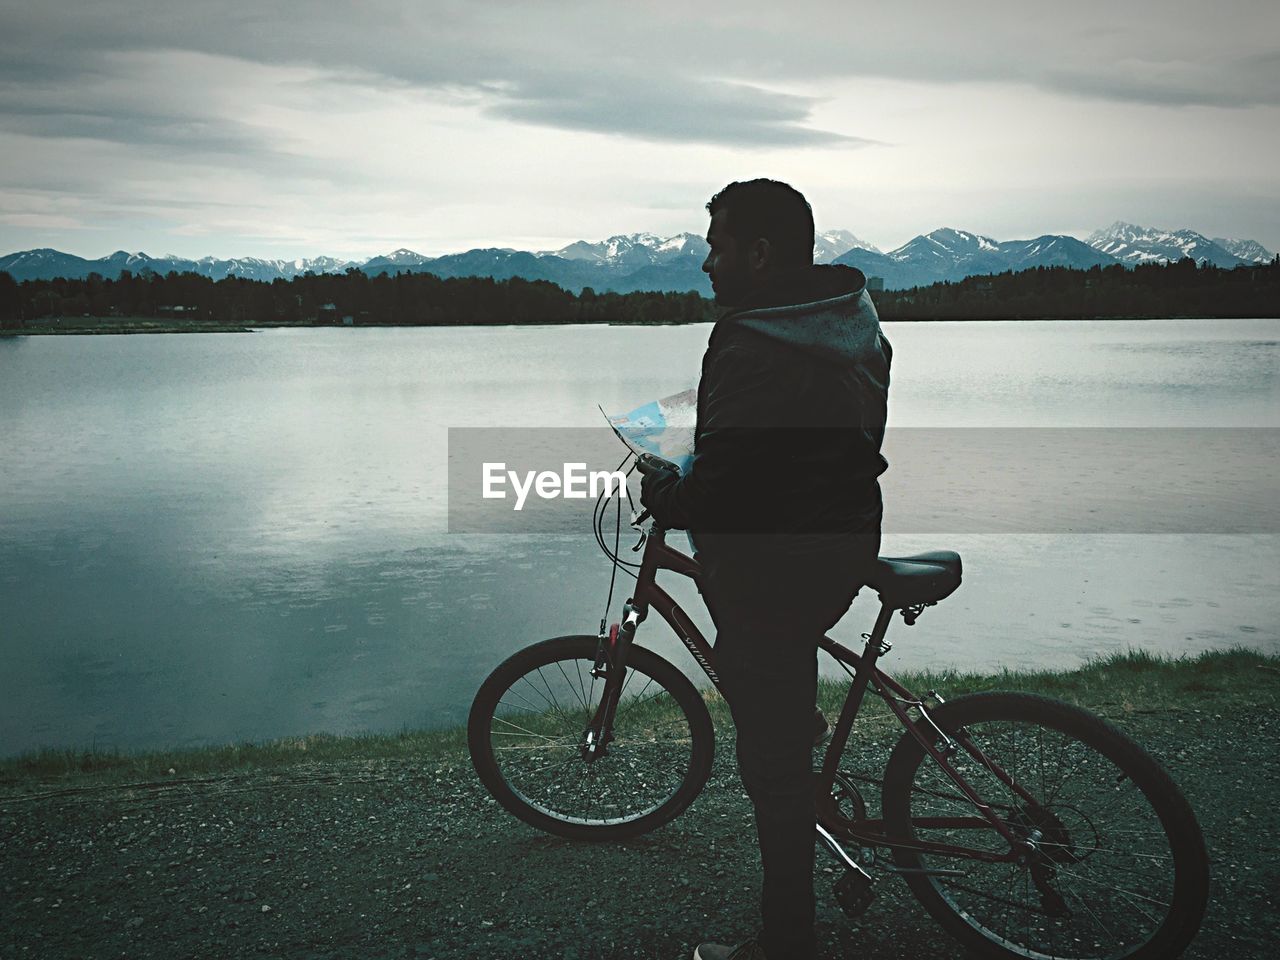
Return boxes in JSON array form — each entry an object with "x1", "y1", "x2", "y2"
[{"x1": 1, "y1": 318, "x2": 1277, "y2": 755}]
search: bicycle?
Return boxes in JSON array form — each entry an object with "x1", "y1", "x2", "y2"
[{"x1": 467, "y1": 460, "x2": 1210, "y2": 960}]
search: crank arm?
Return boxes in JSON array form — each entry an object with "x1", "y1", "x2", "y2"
[
  {"x1": 816, "y1": 823, "x2": 873, "y2": 881},
  {"x1": 817, "y1": 824, "x2": 965, "y2": 879}
]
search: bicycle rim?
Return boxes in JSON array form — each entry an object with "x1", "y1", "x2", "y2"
[
  {"x1": 883, "y1": 694, "x2": 1207, "y2": 960},
  {"x1": 474, "y1": 638, "x2": 710, "y2": 833}
]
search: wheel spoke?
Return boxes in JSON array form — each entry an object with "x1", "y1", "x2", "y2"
[
  {"x1": 474, "y1": 642, "x2": 710, "y2": 834},
  {"x1": 490, "y1": 714, "x2": 564, "y2": 743},
  {"x1": 555, "y1": 658, "x2": 590, "y2": 713},
  {"x1": 881, "y1": 697, "x2": 1205, "y2": 960}
]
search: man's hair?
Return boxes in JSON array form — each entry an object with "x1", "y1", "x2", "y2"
[{"x1": 706, "y1": 179, "x2": 815, "y2": 268}]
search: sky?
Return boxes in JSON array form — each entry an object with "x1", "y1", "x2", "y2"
[{"x1": 0, "y1": 0, "x2": 1277, "y2": 261}]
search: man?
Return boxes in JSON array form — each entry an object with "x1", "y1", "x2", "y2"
[{"x1": 637, "y1": 179, "x2": 891, "y2": 960}]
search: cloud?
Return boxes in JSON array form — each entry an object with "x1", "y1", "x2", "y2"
[
  {"x1": 1, "y1": 1, "x2": 1276, "y2": 257},
  {"x1": 0, "y1": 48, "x2": 381, "y2": 194},
  {"x1": 485, "y1": 74, "x2": 874, "y2": 147},
  {"x1": 2, "y1": 1, "x2": 1276, "y2": 154},
  {"x1": 698, "y1": 2, "x2": 1280, "y2": 110},
  {"x1": 0, "y1": 48, "x2": 286, "y2": 163},
  {"x1": 0, "y1": 212, "x2": 85, "y2": 229},
  {"x1": 0, "y1": 3, "x2": 859, "y2": 149},
  {"x1": 0, "y1": 102, "x2": 274, "y2": 156},
  {"x1": 1039, "y1": 53, "x2": 1280, "y2": 110}
]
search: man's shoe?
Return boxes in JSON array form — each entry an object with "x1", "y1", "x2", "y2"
[{"x1": 692, "y1": 941, "x2": 767, "y2": 960}]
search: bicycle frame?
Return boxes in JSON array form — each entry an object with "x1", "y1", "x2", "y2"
[{"x1": 602, "y1": 523, "x2": 1039, "y2": 867}]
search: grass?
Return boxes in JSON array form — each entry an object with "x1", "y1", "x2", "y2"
[
  {"x1": 3, "y1": 647, "x2": 1274, "y2": 788},
  {"x1": 0, "y1": 726, "x2": 469, "y2": 786},
  {"x1": 815, "y1": 645, "x2": 1275, "y2": 713}
]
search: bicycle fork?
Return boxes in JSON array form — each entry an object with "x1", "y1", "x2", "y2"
[{"x1": 584, "y1": 606, "x2": 644, "y2": 759}]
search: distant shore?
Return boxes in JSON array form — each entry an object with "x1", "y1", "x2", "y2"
[
  {"x1": 5, "y1": 314, "x2": 1274, "y2": 337},
  {"x1": 6, "y1": 257, "x2": 1275, "y2": 334},
  {"x1": 1, "y1": 316, "x2": 255, "y2": 335}
]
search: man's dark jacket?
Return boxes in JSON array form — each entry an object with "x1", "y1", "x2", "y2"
[{"x1": 643, "y1": 263, "x2": 891, "y2": 549}]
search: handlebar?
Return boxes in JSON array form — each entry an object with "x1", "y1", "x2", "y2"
[
  {"x1": 636, "y1": 452, "x2": 680, "y2": 475},
  {"x1": 631, "y1": 453, "x2": 676, "y2": 531}
]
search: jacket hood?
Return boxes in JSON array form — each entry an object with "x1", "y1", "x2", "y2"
[{"x1": 719, "y1": 263, "x2": 882, "y2": 365}]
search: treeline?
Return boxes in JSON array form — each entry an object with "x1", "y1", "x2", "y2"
[
  {"x1": 1, "y1": 256, "x2": 1277, "y2": 330},
  {"x1": 874, "y1": 256, "x2": 1280, "y2": 319},
  {"x1": 0, "y1": 268, "x2": 712, "y2": 328}
]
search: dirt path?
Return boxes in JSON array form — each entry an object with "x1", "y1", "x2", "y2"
[{"x1": 3, "y1": 698, "x2": 1277, "y2": 959}]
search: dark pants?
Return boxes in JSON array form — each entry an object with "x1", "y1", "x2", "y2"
[{"x1": 698, "y1": 535, "x2": 877, "y2": 960}]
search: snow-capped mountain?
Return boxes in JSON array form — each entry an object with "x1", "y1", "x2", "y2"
[
  {"x1": 0, "y1": 248, "x2": 104, "y2": 281},
  {"x1": 292, "y1": 255, "x2": 354, "y2": 274},
  {"x1": 814, "y1": 230, "x2": 879, "y2": 263},
  {"x1": 196, "y1": 256, "x2": 273, "y2": 281},
  {"x1": 832, "y1": 228, "x2": 1117, "y2": 289},
  {"x1": 1212, "y1": 237, "x2": 1275, "y2": 264},
  {"x1": 359, "y1": 248, "x2": 434, "y2": 276},
  {"x1": 892, "y1": 227, "x2": 1003, "y2": 270},
  {"x1": 832, "y1": 228, "x2": 999, "y2": 289},
  {"x1": 0, "y1": 249, "x2": 363, "y2": 283},
  {"x1": 417, "y1": 248, "x2": 581, "y2": 286},
  {"x1": 543, "y1": 230, "x2": 874, "y2": 270},
  {"x1": 102, "y1": 250, "x2": 165, "y2": 271},
  {"x1": 995, "y1": 235, "x2": 1118, "y2": 271},
  {"x1": 529, "y1": 228, "x2": 873, "y2": 290},
  {"x1": 188, "y1": 255, "x2": 360, "y2": 282},
  {"x1": 1086, "y1": 222, "x2": 1245, "y2": 268},
  {"x1": 544, "y1": 233, "x2": 707, "y2": 268},
  {"x1": 2, "y1": 224, "x2": 1272, "y2": 292}
]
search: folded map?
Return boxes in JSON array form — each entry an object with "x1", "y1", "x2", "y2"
[{"x1": 602, "y1": 388, "x2": 697, "y2": 473}]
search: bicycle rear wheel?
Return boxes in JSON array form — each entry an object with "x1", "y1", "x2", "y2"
[
  {"x1": 468, "y1": 635, "x2": 714, "y2": 841},
  {"x1": 881, "y1": 692, "x2": 1209, "y2": 960}
]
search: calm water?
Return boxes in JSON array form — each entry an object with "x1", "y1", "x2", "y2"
[{"x1": 1, "y1": 319, "x2": 1277, "y2": 755}]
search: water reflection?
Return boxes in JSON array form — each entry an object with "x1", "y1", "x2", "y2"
[{"x1": 1, "y1": 320, "x2": 1277, "y2": 754}]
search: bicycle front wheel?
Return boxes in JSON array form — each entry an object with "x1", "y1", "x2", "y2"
[
  {"x1": 881, "y1": 692, "x2": 1209, "y2": 960},
  {"x1": 468, "y1": 635, "x2": 715, "y2": 841}
]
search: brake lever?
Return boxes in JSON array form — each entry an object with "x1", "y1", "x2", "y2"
[{"x1": 637, "y1": 453, "x2": 680, "y2": 474}]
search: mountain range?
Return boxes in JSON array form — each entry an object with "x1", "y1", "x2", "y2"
[{"x1": 2, "y1": 222, "x2": 1271, "y2": 294}]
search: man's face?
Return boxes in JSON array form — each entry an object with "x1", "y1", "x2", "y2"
[{"x1": 702, "y1": 209, "x2": 753, "y2": 307}]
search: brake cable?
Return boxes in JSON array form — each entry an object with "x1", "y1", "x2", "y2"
[{"x1": 596, "y1": 453, "x2": 639, "y2": 636}]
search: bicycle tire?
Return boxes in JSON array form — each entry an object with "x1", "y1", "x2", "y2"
[
  {"x1": 880, "y1": 692, "x2": 1209, "y2": 960},
  {"x1": 468, "y1": 635, "x2": 715, "y2": 841}
]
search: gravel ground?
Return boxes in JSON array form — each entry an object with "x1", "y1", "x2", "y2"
[{"x1": 3, "y1": 695, "x2": 1277, "y2": 959}]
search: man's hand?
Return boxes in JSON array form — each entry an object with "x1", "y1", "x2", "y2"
[
  {"x1": 635, "y1": 453, "x2": 680, "y2": 509},
  {"x1": 635, "y1": 453, "x2": 679, "y2": 475}
]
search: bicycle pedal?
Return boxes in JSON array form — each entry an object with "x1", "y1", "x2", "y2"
[{"x1": 833, "y1": 868, "x2": 875, "y2": 919}]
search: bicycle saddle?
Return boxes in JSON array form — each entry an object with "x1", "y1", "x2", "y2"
[{"x1": 865, "y1": 550, "x2": 962, "y2": 609}]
